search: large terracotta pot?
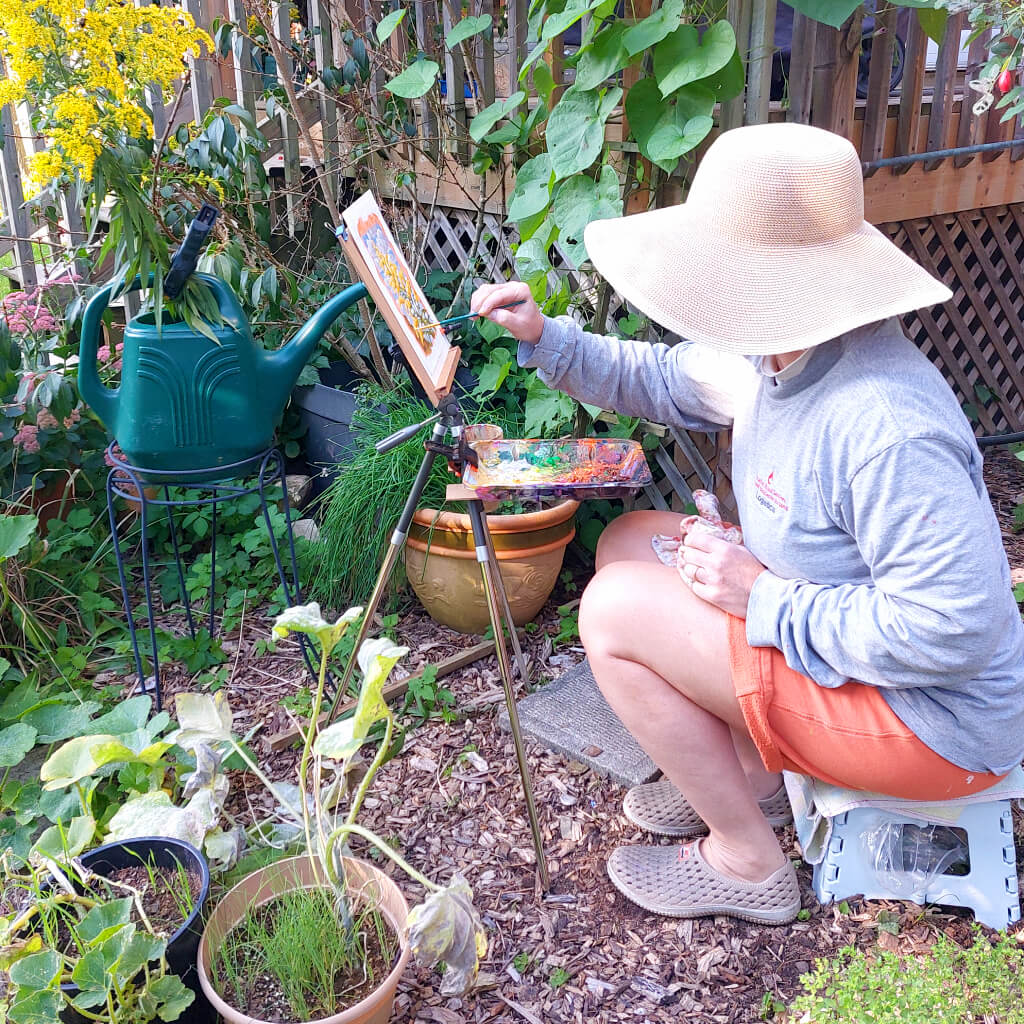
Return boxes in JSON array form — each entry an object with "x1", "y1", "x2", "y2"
[
  {"x1": 197, "y1": 855, "x2": 410, "y2": 1024},
  {"x1": 405, "y1": 499, "x2": 578, "y2": 634}
]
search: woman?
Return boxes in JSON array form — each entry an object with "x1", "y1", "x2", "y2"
[{"x1": 470, "y1": 122, "x2": 1024, "y2": 925}]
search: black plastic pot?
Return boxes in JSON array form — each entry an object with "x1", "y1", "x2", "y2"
[
  {"x1": 290, "y1": 361, "x2": 362, "y2": 499},
  {"x1": 60, "y1": 837, "x2": 213, "y2": 1024}
]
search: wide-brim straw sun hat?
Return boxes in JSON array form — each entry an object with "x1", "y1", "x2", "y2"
[{"x1": 583, "y1": 122, "x2": 953, "y2": 355}]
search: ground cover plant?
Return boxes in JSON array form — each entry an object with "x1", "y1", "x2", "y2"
[
  {"x1": 788, "y1": 931, "x2": 1024, "y2": 1022},
  {"x1": 1, "y1": 851, "x2": 196, "y2": 1024}
]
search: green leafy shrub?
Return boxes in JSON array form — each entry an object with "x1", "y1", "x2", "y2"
[{"x1": 790, "y1": 933, "x2": 1024, "y2": 1023}]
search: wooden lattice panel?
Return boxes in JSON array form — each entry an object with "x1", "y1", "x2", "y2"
[{"x1": 880, "y1": 206, "x2": 1024, "y2": 437}]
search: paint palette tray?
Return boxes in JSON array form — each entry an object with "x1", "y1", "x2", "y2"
[{"x1": 462, "y1": 438, "x2": 653, "y2": 501}]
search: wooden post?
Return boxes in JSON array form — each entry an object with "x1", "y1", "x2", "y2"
[
  {"x1": 479, "y1": 0, "x2": 496, "y2": 106},
  {"x1": 226, "y1": 0, "x2": 258, "y2": 121},
  {"x1": 786, "y1": 11, "x2": 817, "y2": 125},
  {"x1": 0, "y1": 101, "x2": 38, "y2": 289},
  {"x1": 894, "y1": 10, "x2": 926, "y2": 174},
  {"x1": 622, "y1": 0, "x2": 654, "y2": 213},
  {"x1": 744, "y1": 0, "x2": 777, "y2": 126},
  {"x1": 506, "y1": 0, "x2": 527, "y2": 101}
]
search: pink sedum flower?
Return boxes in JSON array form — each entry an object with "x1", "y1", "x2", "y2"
[{"x1": 13, "y1": 424, "x2": 40, "y2": 453}]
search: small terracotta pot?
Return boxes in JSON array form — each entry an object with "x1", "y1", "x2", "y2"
[
  {"x1": 405, "y1": 499, "x2": 578, "y2": 634},
  {"x1": 197, "y1": 856, "x2": 410, "y2": 1024}
]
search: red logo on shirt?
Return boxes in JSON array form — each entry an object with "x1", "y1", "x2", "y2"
[{"x1": 754, "y1": 473, "x2": 789, "y2": 514}]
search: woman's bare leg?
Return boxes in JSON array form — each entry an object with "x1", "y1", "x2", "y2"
[
  {"x1": 579, "y1": 559, "x2": 787, "y2": 882},
  {"x1": 595, "y1": 511, "x2": 783, "y2": 801}
]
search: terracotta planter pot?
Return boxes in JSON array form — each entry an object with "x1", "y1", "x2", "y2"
[
  {"x1": 197, "y1": 856, "x2": 410, "y2": 1024},
  {"x1": 405, "y1": 499, "x2": 578, "y2": 634}
]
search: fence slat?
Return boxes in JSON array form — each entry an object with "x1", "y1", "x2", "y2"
[
  {"x1": 310, "y1": 0, "x2": 340, "y2": 204},
  {"x1": 479, "y1": 0, "x2": 496, "y2": 105},
  {"x1": 744, "y1": 0, "x2": 776, "y2": 125},
  {"x1": 954, "y1": 29, "x2": 989, "y2": 167},
  {"x1": 924, "y1": 12, "x2": 965, "y2": 170},
  {"x1": 720, "y1": 0, "x2": 752, "y2": 130},
  {"x1": 894, "y1": 12, "x2": 927, "y2": 173},
  {"x1": 183, "y1": 0, "x2": 215, "y2": 123},
  {"x1": 860, "y1": 4, "x2": 895, "y2": 176},
  {"x1": 786, "y1": 11, "x2": 817, "y2": 125},
  {"x1": 415, "y1": 0, "x2": 441, "y2": 161},
  {"x1": 226, "y1": 0, "x2": 258, "y2": 121},
  {"x1": 442, "y1": 0, "x2": 470, "y2": 163},
  {"x1": 812, "y1": 11, "x2": 862, "y2": 136},
  {"x1": 0, "y1": 101, "x2": 38, "y2": 289},
  {"x1": 272, "y1": 0, "x2": 303, "y2": 236}
]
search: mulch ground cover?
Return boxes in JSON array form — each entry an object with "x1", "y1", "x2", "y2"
[{"x1": 117, "y1": 447, "x2": 1024, "y2": 1023}]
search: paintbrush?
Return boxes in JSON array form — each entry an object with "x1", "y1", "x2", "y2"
[{"x1": 416, "y1": 299, "x2": 527, "y2": 335}]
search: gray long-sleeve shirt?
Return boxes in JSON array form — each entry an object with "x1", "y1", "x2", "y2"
[{"x1": 520, "y1": 315, "x2": 1024, "y2": 774}]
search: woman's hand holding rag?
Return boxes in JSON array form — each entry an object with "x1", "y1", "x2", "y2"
[{"x1": 680, "y1": 524, "x2": 768, "y2": 619}]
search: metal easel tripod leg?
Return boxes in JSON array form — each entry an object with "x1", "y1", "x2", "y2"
[{"x1": 466, "y1": 498, "x2": 550, "y2": 890}]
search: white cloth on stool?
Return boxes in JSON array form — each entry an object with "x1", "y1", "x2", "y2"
[{"x1": 783, "y1": 766, "x2": 1024, "y2": 865}]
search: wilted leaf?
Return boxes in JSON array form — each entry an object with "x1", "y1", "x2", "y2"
[
  {"x1": 170, "y1": 691, "x2": 233, "y2": 749},
  {"x1": 204, "y1": 826, "x2": 245, "y2": 870},
  {"x1": 315, "y1": 638, "x2": 408, "y2": 760},
  {"x1": 105, "y1": 789, "x2": 221, "y2": 849},
  {"x1": 407, "y1": 874, "x2": 487, "y2": 995},
  {"x1": 181, "y1": 744, "x2": 223, "y2": 801}
]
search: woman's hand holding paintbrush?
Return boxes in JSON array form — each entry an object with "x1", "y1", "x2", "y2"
[{"x1": 469, "y1": 282, "x2": 545, "y2": 344}]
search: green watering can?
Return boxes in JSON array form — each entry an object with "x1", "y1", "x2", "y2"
[{"x1": 78, "y1": 273, "x2": 368, "y2": 478}]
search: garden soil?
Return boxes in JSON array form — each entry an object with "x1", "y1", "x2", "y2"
[{"x1": 133, "y1": 448, "x2": 1024, "y2": 1024}]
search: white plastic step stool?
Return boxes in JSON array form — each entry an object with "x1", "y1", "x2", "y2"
[{"x1": 785, "y1": 773, "x2": 1022, "y2": 931}]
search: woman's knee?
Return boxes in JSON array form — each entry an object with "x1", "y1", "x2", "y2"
[
  {"x1": 595, "y1": 510, "x2": 682, "y2": 569},
  {"x1": 579, "y1": 562, "x2": 635, "y2": 656}
]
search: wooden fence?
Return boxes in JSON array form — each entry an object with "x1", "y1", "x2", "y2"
[{"x1": 3, "y1": 0, "x2": 1024, "y2": 439}]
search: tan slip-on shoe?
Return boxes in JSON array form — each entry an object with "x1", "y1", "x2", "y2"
[
  {"x1": 622, "y1": 779, "x2": 793, "y2": 838},
  {"x1": 607, "y1": 841, "x2": 801, "y2": 924}
]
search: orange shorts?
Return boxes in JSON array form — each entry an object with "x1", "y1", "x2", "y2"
[{"x1": 727, "y1": 616, "x2": 1007, "y2": 800}]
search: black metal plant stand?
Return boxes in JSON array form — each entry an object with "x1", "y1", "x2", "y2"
[{"x1": 105, "y1": 444, "x2": 319, "y2": 711}]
